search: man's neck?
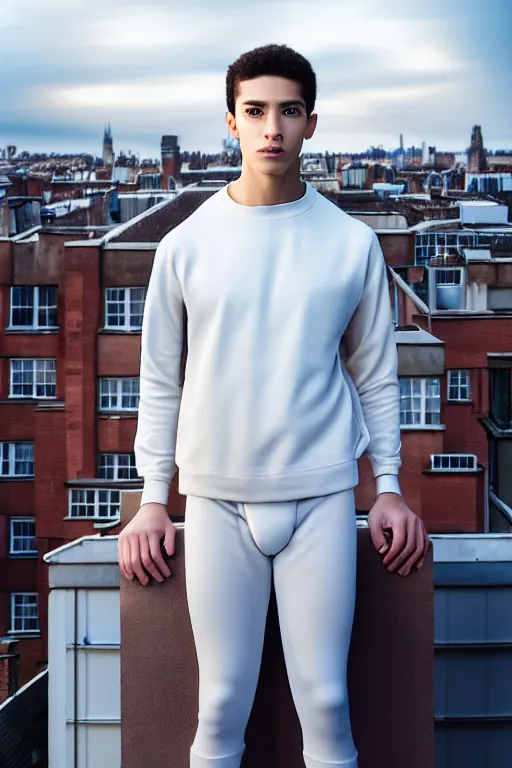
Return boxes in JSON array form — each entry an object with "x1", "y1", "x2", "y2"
[{"x1": 227, "y1": 164, "x2": 305, "y2": 207}]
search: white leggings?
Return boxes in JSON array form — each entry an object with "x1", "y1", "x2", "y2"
[{"x1": 184, "y1": 489, "x2": 359, "y2": 768}]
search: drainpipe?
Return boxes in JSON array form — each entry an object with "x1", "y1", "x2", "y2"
[
  {"x1": 483, "y1": 463, "x2": 490, "y2": 534},
  {"x1": 74, "y1": 590, "x2": 78, "y2": 768}
]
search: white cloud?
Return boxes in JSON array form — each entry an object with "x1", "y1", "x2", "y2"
[
  {"x1": 45, "y1": 73, "x2": 224, "y2": 112},
  {"x1": 0, "y1": 0, "x2": 509, "y2": 154}
]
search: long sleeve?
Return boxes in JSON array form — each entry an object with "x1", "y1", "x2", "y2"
[
  {"x1": 340, "y1": 230, "x2": 402, "y2": 482},
  {"x1": 134, "y1": 239, "x2": 185, "y2": 507},
  {"x1": 376, "y1": 474, "x2": 402, "y2": 496}
]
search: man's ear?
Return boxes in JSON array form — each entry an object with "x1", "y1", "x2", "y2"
[
  {"x1": 305, "y1": 112, "x2": 318, "y2": 141},
  {"x1": 226, "y1": 111, "x2": 239, "y2": 139}
]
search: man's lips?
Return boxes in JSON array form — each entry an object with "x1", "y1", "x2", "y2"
[{"x1": 258, "y1": 147, "x2": 285, "y2": 155}]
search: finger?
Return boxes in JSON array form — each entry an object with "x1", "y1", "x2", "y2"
[
  {"x1": 128, "y1": 534, "x2": 148, "y2": 585},
  {"x1": 118, "y1": 536, "x2": 127, "y2": 580},
  {"x1": 147, "y1": 533, "x2": 172, "y2": 579},
  {"x1": 139, "y1": 532, "x2": 164, "y2": 583},
  {"x1": 121, "y1": 536, "x2": 133, "y2": 580},
  {"x1": 387, "y1": 518, "x2": 416, "y2": 572},
  {"x1": 368, "y1": 518, "x2": 389, "y2": 554},
  {"x1": 382, "y1": 519, "x2": 407, "y2": 567},
  {"x1": 164, "y1": 523, "x2": 176, "y2": 557},
  {"x1": 399, "y1": 519, "x2": 425, "y2": 575}
]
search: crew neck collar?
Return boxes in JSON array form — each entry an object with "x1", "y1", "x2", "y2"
[{"x1": 218, "y1": 180, "x2": 317, "y2": 220}]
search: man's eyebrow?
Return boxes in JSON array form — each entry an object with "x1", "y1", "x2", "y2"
[{"x1": 241, "y1": 100, "x2": 305, "y2": 108}]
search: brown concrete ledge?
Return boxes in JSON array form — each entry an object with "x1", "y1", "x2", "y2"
[{"x1": 120, "y1": 492, "x2": 434, "y2": 768}]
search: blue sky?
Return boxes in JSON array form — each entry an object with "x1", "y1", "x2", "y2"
[{"x1": 1, "y1": 0, "x2": 510, "y2": 158}]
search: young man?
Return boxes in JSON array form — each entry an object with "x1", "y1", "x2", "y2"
[{"x1": 118, "y1": 44, "x2": 429, "y2": 768}]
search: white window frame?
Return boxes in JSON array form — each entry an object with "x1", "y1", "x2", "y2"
[
  {"x1": 414, "y1": 231, "x2": 475, "y2": 266},
  {"x1": 434, "y1": 268, "x2": 463, "y2": 286},
  {"x1": 68, "y1": 488, "x2": 121, "y2": 520},
  {"x1": 105, "y1": 287, "x2": 146, "y2": 331},
  {"x1": 9, "y1": 286, "x2": 58, "y2": 329},
  {"x1": 414, "y1": 231, "x2": 512, "y2": 266},
  {"x1": 98, "y1": 377, "x2": 140, "y2": 412},
  {"x1": 447, "y1": 370, "x2": 471, "y2": 401},
  {"x1": 9, "y1": 358, "x2": 57, "y2": 399},
  {"x1": 10, "y1": 592, "x2": 39, "y2": 633},
  {"x1": 430, "y1": 454, "x2": 477, "y2": 471},
  {"x1": 98, "y1": 453, "x2": 139, "y2": 480},
  {"x1": 0, "y1": 442, "x2": 35, "y2": 477},
  {"x1": 10, "y1": 517, "x2": 37, "y2": 556},
  {"x1": 399, "y1": 377, "x2": 442, "y2": 427}
]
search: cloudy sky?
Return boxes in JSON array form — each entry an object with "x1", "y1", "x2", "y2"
[{"x1": 1, "y1": 0, "x2": 511, "y2": 158}]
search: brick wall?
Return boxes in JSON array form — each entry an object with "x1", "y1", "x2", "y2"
[
  {"x1": 421, "y1": 471, "x2": 484, "y2": 532},
  {"x1": 379, "y1": 232, "x2": 414, "y2": 267},
  {"x1": 64, "y1": 245, "x2": 100, "y2": 480}
]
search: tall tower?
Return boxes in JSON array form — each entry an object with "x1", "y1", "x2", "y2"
[
  {"x1": 161, "y1": 135, "x2": 182, "y2": 190},
  {"x1": 467, "y1": 125, "x2": 487, "y2": 173},
  {"x1": 103, "y1": 124, "x2": 114, "y2": 167}
]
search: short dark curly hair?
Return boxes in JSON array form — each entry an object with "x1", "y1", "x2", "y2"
[{"x1": 226, "y1": 44, "x2": 317, "y2": 118}]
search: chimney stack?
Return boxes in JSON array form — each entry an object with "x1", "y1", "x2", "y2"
[{"x1": 161, "y1": 135, "x2": 182, "y2": 190}]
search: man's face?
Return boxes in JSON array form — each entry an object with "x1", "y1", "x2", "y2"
[{"x1": 227, "y1": 75, "x2": 317, "y2": 176}]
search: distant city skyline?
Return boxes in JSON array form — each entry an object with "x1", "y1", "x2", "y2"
[{"x1": 1, "y1": 0, "x2": 511, "y2": 157}]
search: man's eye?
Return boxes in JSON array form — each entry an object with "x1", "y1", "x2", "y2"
[{"x1": 246, "y1": 108, "x2": 261, "y2": 116}]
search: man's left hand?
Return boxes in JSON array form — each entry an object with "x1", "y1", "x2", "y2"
[{"x1": 367, "y1": 493, "x2": 430, "y2": 577}]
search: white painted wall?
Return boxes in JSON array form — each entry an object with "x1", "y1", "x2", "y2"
[{"x1": 46, "y1": 538, "x2": 121, "y2": 768}]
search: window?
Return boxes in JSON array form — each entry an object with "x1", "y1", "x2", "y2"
[
  {"x1": 431, "y1": 454, "x2": 477, "y2": 471},
  {"x1": 0, "y1": 442, "x2": 34, "y2": 477},
  {"x1": 10, "y1": 359, "x2": 57, "y2": 398},
  {"x1": 105, "y1": 288, "x2": 146, "y2": 330},
  {"x1": 69, "y1": 488, "x2": 121, "y2": 520},
  {"x1": 10, "y1": 286, "x2": 58, "y2": 329},
  {"x1": 414, "y1": 231, "x2": 512, "y2": 266},
  {"x1": 98, "y1": 453, "x2": 139, "y2": 480},
  {"x1": 489, "y1": 368, "x2": 512, "y2": 426},
  {"x1": 487, "y1": 288, "x2": 512, "y2": 311},
  {"x1": 99, "y1": 378, "x2": 139, "y2": 412},
  {"x1": 435, "y1": 269, "x2": 463, "y2": 286},
  {"x1": 10, "y1": 518, "x2": 37, "y2": 555},
  {"x1": 414, "y1": 232, "x2": 475, "y2": 266},
  {"x1": 399, "y1": 378, "x2": 441, "y2": 426},
  {"x1": 447, "y1": 370, "x2": 471, "y2": 401},
  {"x1": 10, "y1": 593, "x2": 39, "y2": 633}
]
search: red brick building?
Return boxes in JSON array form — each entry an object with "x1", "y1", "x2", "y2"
[{"x1": 1, "y1": 185, "x2": 511, "y2": 689}]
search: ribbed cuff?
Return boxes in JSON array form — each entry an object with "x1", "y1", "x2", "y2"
[
  {"x1": 140, "y1": 479, "x2": 171, "y2": 508},
  {"x1": 376, "y1": 474, "x2": 402, "y2": 496}
]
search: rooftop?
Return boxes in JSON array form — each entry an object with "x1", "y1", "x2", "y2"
[
  {"x1": 105, "y1": 188, "x2": 217, "y2": 244},
  {"x1": 394, "y1": 325, "x2": 444, "y2": 345}
]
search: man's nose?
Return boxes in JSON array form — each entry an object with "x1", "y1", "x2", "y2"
[{"x1": 264, "y1": 111, "x2": 282, "y2": 139}]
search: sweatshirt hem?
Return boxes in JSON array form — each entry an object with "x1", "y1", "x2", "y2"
[{"x1": 178, "y1": 460, "x2": 359, "y2": 502}]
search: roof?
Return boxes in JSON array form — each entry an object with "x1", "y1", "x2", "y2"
[
  {"x1": 109, "y1": 188, "x2": 217, "y2": 244},
  {"x1": 409, "y1": 218, "x2": 462, "y2": 232},
  {"x1": 394, "y1": 327, "x2": 444, "y2": 345},
  {"x1": 0, "y1": 669, "x2": 47, "y2": 768},
  {"x1": 45, "y1": 530, "x2": 512, "y2": 565}
]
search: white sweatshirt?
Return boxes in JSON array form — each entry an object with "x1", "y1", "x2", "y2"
[{"x1": 134, "y1": 181, "x2": 402, "y2": 507}]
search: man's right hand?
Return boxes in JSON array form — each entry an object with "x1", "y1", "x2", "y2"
[{"x1": 118, "y1": 502, "x2": 175, "y2": 585}]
